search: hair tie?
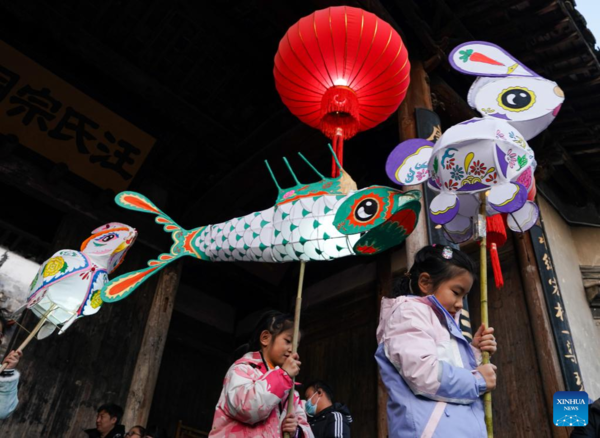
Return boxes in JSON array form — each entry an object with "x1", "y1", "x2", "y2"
[
  {"x1": 403, "y1": 270, "x2": 411, "y2": 278},
  {"x1": 442, "y1": 246, "x2": 453, "y2": 260}
]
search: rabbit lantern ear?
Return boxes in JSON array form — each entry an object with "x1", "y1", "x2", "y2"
[{"x1": 449, "y1": 41, "x2": 538, "y2": 78}]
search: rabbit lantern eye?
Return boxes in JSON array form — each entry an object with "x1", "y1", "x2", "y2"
[
  {"x1": 497, "y1": 87, "x2": 535, "y2": 112},
  {"x1": 354, "y1": 198, "x2": 379, "y2": 223}
]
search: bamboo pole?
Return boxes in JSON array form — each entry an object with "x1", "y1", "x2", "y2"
[
  {"x1": 283, "y1": 260, "x2": 306, "y2": 438},
  {"x1": 0, "y1": 304, "x2": 57, "y2": 373},
  {"x1": 479, "y1": 193, "x2": 493, "y2": 437}
]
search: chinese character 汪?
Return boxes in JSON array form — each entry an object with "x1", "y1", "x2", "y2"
[
  {"x1": 49, "y1": 106, "x2": 99, "y2": 153},
  {"x1": 7, "y1": 85, "x2": 62, "y2": 131},
  {"x1": 89, "y1": 131, "x2": 141, "y2": 180}
]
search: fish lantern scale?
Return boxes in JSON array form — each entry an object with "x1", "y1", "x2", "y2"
[{"x1": 274, "y1": 6, "x2": 410, "y2": 176}]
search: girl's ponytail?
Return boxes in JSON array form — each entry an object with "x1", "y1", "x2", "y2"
[{"x1": 233, "y1": 310, "x2": 294, "y2": 362}]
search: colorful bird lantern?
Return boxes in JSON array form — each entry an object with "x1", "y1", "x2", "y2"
[
  {"x1": 0, "y1": 223, "x2": 137, "y2": 373},
  {"x1": 27, "y1": 222, "x2": 137, "y2": 336},
  {"x1": 274, "y1": 6, "x2": 410, "y2": 175}
]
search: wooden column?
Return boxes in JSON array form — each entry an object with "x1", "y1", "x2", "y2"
[
  {"x1": 376, "y1": 253, "x2": 392, "y2": 438},
  {"x1": 514, "y1": 233, "x2": 569, "y2": 438},
  {"x1": 122, "y1": 261, "x2": 183, "y2": 428},
  {"x1": 398, "y1": 60, "x2": 431, "y2": 266}
]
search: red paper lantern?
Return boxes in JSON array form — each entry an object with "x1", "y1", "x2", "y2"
[{"x1": 274, "y1": 6, "x2": 410, "y2": 175}]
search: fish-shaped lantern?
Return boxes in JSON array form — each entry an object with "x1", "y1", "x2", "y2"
[{"x1": 101, "y1": 147, "x2": 421, "y2": 303}]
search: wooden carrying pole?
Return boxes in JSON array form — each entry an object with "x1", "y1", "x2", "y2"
[
  {"x1": 0, "y1": 304, "x2": 57, "y2": 373},
  {"x1": 479, "y1": 193, "x2": 493, "y2": 437},
  {"x1": 283, "y1": 260, "x2": 306, "y2": 438}
]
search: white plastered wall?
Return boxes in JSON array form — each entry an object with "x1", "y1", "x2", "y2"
[{"x1": 538, "y1": 196, "x2": 600, "y2": 399}]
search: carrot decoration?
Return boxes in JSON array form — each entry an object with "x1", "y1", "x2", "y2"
[{"x1": 459, "y1": 49, "x2": 504, "y2": 66}]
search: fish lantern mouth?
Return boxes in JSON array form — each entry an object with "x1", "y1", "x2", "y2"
[
  {"x1": 320, "y1": 86, "x2": 360, "y2": 140},
  {"x1": 334, "y1": 189, "x2": 422, "y2": 256},
  {"x1": 353, "y1": 194, "x2": 421, "y2": 255}
]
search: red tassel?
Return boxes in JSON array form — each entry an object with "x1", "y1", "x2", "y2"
[
  {"x1": 486, "y1": 215, "x2": 507, "y2": 289},
  {"x1": 320, "y1": 86, "x2": 360, "y2": 140},
  {"x1": 490, "y1": 243, "x2": 504, "y2": 289},
  {"x1": 330, "y1": 129, "x2": 344, "y2": 178}
]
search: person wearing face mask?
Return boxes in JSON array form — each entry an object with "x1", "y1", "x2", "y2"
[{"x1": 304, "y1": 381, "x2": 352, "y2": 438}]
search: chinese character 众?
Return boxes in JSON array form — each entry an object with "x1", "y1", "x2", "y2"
[
  {"x1": 89, "y1": 131, "x2": 141, "y2": 180},
  {"x1": 549, "y1": 278, "x2": 559, "y2": 295},
  {"x1": 0, "y1": 65, "x2": 20, "y2": 102},
  {"x1": 49, "y1": 106, "x2": 99, "y2": 154},
  {"x1": 7, "y1": 85, "x2": 62, "y2": 131}
]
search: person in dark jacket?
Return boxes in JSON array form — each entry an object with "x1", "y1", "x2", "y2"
[
  {"x1": 571, "y1": 398, "x2": 600, "y2": 438},
  {"x1": 304, "y1": 381, "x2": 352, "y2": 438},
  {"x1": 84, "y1": 403, "x2": 126, "y2": 438}
]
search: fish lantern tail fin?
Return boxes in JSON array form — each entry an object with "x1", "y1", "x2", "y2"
[{"x1": 101, "y1": 192, "x2": 199, "y2": 303}]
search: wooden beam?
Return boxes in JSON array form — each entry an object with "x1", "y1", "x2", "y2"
[
  {"x1": 122, "y1": 260, "x2": 183, "y2": 428},
  {"x1": 398, "y1": 60, "x2": 431, "y2": 265},
  {"x1": 430, "y1": 75, "x2": 477, "y2": 124},
  {"x1": 558, "y1": 147, "x2": 600, "y2": 202},
  {"x1": 0, "y1": 152, "x2": 170, "y2": 253},
  {"x1": 514, "y1": 232, "x2": 569, "y2": 438},
  {"x1": 183, "y1": 123, "x2": 323, "y2": 225}
]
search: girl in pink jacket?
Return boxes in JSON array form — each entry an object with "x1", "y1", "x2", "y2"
[
  {"x1": 376, "y1": 245, "x2": 498, "y2": 438},
  {"x1": 209, "y1": 311, "x2": 313, "y2": 438}
]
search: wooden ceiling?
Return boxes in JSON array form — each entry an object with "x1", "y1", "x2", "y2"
[{"x1": 1, "y1": 0, "x2": 599, "y2": 320}]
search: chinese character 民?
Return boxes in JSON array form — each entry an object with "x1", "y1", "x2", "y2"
[
  {"x1": 89, "y1": 131, "x2": 141, "y2": 180},
  {"x1": 0, "y1": 65, "x2": 20, "y2": 102},
  {"x1": 7, "y1": 85, "x2": 62, "y2": 131},
  {"x1": 49, "y1": 106, "x2": 99, "y2": 153}
]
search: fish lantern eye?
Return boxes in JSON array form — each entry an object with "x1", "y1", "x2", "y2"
[
  {"x1": 354, "y1": 198, "x2": 379, "y2": 223},
  {"x1": 497, "y1": 87, "x2": 535, "y2": 112}
]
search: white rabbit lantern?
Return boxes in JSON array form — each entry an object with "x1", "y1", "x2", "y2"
[
  {"x1": 386, "y1": 41, "x2": 564, "y2": 242},
  {"x1": 449, "y1": 41, "x2": 564, "y2": 141},
  {"x1": 26, "y1": 222, "x2": 137, "y2": 337}
]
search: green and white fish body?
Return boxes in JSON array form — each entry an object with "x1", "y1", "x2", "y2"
[{"x1": 101, "y1": 167, "x2": 421, "y2": 302}]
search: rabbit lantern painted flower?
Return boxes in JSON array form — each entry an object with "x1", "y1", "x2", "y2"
[
  {"x1": 386, "y1": 41, "x2": 564, "y2": 242},
  {"x1": 26, "y1": 222, "x2": 137, "y2": 337}
]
